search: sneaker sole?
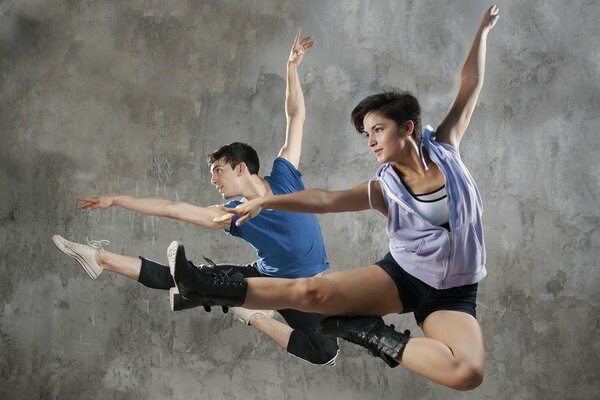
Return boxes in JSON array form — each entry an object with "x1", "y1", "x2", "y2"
[
  {"x1": 167, "y1": 241, "x2": 179, "y2": 280},
  {"x1": 52, "y1": 235, "x2": 102, "y2": 280},
  {"x1": 167, "y1": 241, "x2": 186, "y2": 311}
]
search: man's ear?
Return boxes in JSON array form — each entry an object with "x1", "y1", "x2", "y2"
[{"x1": 236, "y1": 162, "x2": 248, "y2": 176}]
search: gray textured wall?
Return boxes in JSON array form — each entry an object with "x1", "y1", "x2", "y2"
[{"x1": 1, "y1": 0, "x2": 599, "y2": 399}]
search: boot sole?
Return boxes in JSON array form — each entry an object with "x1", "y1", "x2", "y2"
[
  {"x1": 167, "y1": 241, "x2": 184, "y2": 311},
  {"x1": 170, "y1": 287, "x2": 184, "y2": 311},
  {"x1": 52, "y1": 235, "x2": 102, "y2": 280}
]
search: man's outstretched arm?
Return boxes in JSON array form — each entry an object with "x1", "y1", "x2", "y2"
[
  {"x1": 278, "y1": 28, "x2": 315, "y2": 168},
  {"x1": 76, "y1": 195, "x2": 229, "y2": 230}
]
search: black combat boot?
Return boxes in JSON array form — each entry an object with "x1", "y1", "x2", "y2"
[
  {"x1": 170, "y1": 287, "x2": 228, "y2": 313},
  {"x1": 318, "y1": 316, "x2": 410, "y2": 368},
  {"x1": 171, "y1": 259, "x2": 229, "y2": 312},
  {"x1": 167, "y1": 241, "x2": 247, "y2": 310}
]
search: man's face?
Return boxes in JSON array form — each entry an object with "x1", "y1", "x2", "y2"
[{"x1": 210, "y1": 158, "x2": 240, "y2": 199}]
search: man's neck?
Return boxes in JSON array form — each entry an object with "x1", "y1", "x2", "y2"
[{"x1": 241, "y1": 175, "x2": 272, "y2": 200}]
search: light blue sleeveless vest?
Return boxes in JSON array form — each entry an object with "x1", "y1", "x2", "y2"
[{"x1": 370, "y1": 126, "x2": 487, "y2": 289}]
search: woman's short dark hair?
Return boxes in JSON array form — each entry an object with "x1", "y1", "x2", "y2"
[
  {"x1": 351, "y1": 91, "x2": 422, "y2": 142},
  {"x1": 207, "y1": 142, "x2": 260, "y2": 175}
]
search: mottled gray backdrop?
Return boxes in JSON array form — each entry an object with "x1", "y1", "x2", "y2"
[{"x1": 1, "y1": 1, "x2": 598, "y2": 399}]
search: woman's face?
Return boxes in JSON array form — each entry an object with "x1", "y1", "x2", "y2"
[{"x1": 362, "y1": 111, "x2": 413, "y2": 164}]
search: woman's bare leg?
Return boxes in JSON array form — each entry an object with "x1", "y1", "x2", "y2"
[
  {"x1": 243, "y1": 265, "x2": 403, "y2": 316},
  {"x1": 400, "y1": 311, "x2": 485, "y2": 390},
  {"x1": 243, "y1": 265, "x2": 484, "y2": 390}
]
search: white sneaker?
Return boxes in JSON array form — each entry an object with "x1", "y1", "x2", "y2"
[
  {"x1": 52, "y1": 235, "x2": 107, "y2": 280},
  {"x1": 231, "y1": 307, "x2": 274, "y2": 325}
]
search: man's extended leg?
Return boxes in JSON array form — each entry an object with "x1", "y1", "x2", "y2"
[
  {"x1": 277, "y1": 309, "x2": 339, "y2": 365},
  {"x1": 230, "y1": 303, "x2": 338, "y2": 366}
]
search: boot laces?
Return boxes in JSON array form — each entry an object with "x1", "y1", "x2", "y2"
[
  {"x1": 345, "y1": 322, "x2": 381, "y2": 349},
  {"x1": 199, "y1": 256, "x2": 238, "y2": 286},
  {"x1": 345, "y1": 321, "x2": 408, "y2": 356},
  {"x1": 87, "y1": 239, "x2": 109, "y2": 249},
  {"x1": 202, "y1": 256, "x2": 218, "y2": 267}
]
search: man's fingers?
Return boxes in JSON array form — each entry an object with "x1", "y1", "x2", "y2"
[
  {"x1": 76, "y1": 196, "x2": 95, "y2": 202},
  {"x1": 236, "y1": 213, "x2": 251, "y2": 226},
  {"x1": 213, "y1": 213, "x2": 234, "y2": 223}
]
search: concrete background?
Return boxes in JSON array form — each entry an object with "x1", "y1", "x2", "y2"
[{"x1": 1, "y1": 0, "x2": 598, "y2": 399}]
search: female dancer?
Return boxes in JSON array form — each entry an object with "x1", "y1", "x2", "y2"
[{"x1": 171, "y1": 5, "x2": 499, "y2": 390}]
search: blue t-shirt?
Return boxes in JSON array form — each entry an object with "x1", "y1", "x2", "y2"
[{"x1": 224, "y1": 158, "x2": 329, "y2": 278}]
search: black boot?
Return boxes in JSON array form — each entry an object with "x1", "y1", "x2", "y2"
[
  {"x1": 318, "y1": 316, "x2": 410, "y2": 368},
  {"x1": 171, "y1": 260, "x2": 228, "y2": 313},
  {"x1": 167, "y1": 241, "x2": 247, "y2": 310}
]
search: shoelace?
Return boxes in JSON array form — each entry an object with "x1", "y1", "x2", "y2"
[
  {"x1": 87, "y1": 239, "x2": 109, "y2": 249},
  {"x1": 199, "y1": 267, "x2": 238, "y2": 286},
  {"x1": 199, "y1": 255, "x2": 233, "y2": 313},
  {"x1": 200, "y1": 255, "x2": 239, "y2": 286},
  {"x1": 345, "y1": 321, "x2": 382, "y2": 346},
  {"x1": 344, "y1": 321, "x2": 403, "y2": 353},
  {"x1": 202, "y1": 256, "x2": 218, "y2": 267}
]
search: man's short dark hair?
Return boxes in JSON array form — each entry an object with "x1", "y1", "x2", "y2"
[
  {"x1": 351, "y1": 91, "x2": 422, "y2": 142},
  {"x1": 207, "y1": 142, "x2": 260, "y2": 174}
]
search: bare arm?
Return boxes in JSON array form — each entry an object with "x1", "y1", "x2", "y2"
[
  {"x1": 278, "y1": 28, "x2": 315, "y2": 168},
  {"x1": 77, "y1": 195, "x2": 229, "y2": 230},
  {"x1": 436, "y1": 5, "x2": 500, "y2": 149},
  {"x1": 218, "y1": 181, "x2": 387, "y2": 226}
]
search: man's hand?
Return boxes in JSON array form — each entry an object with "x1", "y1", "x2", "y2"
[
  {"x1": 76, "y1": 195, "x2": 114, "y2": 210},
  {"x1": 288, "y1": 28, "x2": 315, "y2": 67}
]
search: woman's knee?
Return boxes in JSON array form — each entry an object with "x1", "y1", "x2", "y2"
[
  {"x1": 451, "y1": 361, "x2": 484, "y2": 391},
  {"x1": 294, "y1": 278, "x2": 329, "y2": 309}
]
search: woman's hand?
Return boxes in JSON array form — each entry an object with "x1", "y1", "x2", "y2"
[
  {"x1": 214, "y1": 198, "x2": 266, "y2": 226},
  {"x1": 480, "y1": 4, "x2": 500, "y2": 33},
  {"x1": 288, "y1": 28, "x2": 315, "y2": 66},
  {"x1": 76, "y1": 195, "x2": 114, "y2": 210}
]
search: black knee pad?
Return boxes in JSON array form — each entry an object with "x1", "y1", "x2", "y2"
[
  {"x1": 287, "y1": 329, "x2": 339, "y2": 366},
  {"x1": 138, "y1": 257, "x2": 175, "y2": 290}
]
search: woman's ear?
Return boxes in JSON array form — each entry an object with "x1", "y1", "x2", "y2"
[{"x1": 404, "y1": 120, "x2": 415, "y2": 138}]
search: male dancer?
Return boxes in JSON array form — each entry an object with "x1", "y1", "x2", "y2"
[{"x1": 53, "y1": 29, "x2": 339, "y2": 366}]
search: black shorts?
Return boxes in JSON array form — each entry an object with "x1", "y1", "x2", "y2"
[{"x1": 375, "y1": 253, "x2": 478, "y2": 325}]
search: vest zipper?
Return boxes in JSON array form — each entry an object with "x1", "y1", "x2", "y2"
[
  {"x1": 377, "y1": 178, "x2": 419, "y2": 217},
  {"x1": 378, "y1": 166, "x2": 454, "y2": 288},
  {"x1": 441, "y1": 230, "x2": 453, "y2": 289}
]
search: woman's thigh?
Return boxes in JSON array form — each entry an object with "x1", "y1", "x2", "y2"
[
  {"x1": 318, "y1": 265, "x2": 403, "y2": 316},
  {"x1": 421, "y1": 310, "x2": 485, "y2": 369}
]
